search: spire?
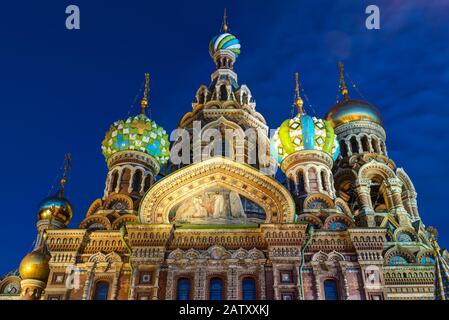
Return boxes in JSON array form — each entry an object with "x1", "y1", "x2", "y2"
[
  {"x1": 57, "y1": 153, "x2": 71, "y2": 197},
  {"x1": 338, "y1": 62, "x2": 349, "y2": 101},
  {"x1": 140, "y1": 73, "x2": 150, "y2": 115},
  {"x1": 221, "y1": 8, "x2": 229, "y2": 33},
  {"x1": 294, "y1": 72, "x2": 304, "y2": 115}
]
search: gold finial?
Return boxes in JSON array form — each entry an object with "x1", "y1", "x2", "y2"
[
  {"x1": 338, "y1": 62, "x2": 349, "y2": 100},
  {"x1": 140, "y1": 73, "x2": 150, "y2": 114},
  {"x1": 59, "y1": 153, "x2": 71, "y2": 196},
  {"x1": 294, "y1": 72, "x2": 304, "y2": 114},
  {"x1": 222, "y1": 8, "x2": 229, "y2": 33}
]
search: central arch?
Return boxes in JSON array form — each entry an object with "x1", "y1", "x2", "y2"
[{"x1": 139, "y1": 157, "x2": 295, "y2": 224}]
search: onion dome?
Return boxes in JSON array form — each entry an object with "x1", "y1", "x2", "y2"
[
  {"x1": 19, "y1": 250, "x2": 50, "y2": 281},
  {"x1": 326, "y1": 62, "x2": 383, "y2": 128},
  {"x1": 38, "y1": 154, "x2": 73, "y2": 225},
  {"x1": 208, "y1": 9, "x2": 241, "y2": 59},
  {"x1": 271, "y1": 73, "x2": 340, "y2": 166},
  {"x1": 38, "y1": 193, "x2": 73, "y2": 225},
  {"x1": 101, "y1": 74, "x2": 170, "y2": 165},
  {"x1": 209, "y1": 33, "x2": 241, "y2": 58}
]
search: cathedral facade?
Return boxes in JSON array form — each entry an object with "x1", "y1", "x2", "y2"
[{"x1": 0, "y1": 14, "x2": 443, "y2": 301}]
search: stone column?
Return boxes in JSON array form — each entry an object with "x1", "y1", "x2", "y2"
[
  {"x1": 258, "y1": 265, "x2": 266, "y2": 300},
  {"x1": 165, "y1": 267, "x2": 174, "y2": 300},
  {"x1": 355, "y1": 179, "x2": 375, "y2": 227},
  {"x1": 152, "y1": 267, "x2": 160, "y2": 300},
  {"x1": 110, "y1": 265, "x2": 121, "y2": 300},
  {"x1": 194, "y1": 264, "x2": 207, "y2": 300},
  {"x1": 227, "y1": 266, "x2": 237, "y2": 300},
  {"x1": 272, "y1": 265, "x2": 280, "y2": 300},
  {"x1": 339, "y1": 263, "x2": 350, "y2": 300},
  {"x1": 82, "y1": 265, "x2": 95, "y2": 300},
  {"x1": 385, "y1": 178, "x2": 411, "y2": 227},
  {"x1": 128, "y1": 267, "x2": 138, "y2": 300}
]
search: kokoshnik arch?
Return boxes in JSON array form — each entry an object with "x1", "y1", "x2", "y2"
[{"x1": 1, "y1": 10, "x2": 448, "y2": 301}]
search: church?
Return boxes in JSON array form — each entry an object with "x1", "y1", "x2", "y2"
[{"x1": 1, "y1": 12, "x2": 448, "y2": 301}]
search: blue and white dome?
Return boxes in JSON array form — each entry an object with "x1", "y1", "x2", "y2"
[{"x1": 208, "y1": 33, "x2": 241, "y2": 58}]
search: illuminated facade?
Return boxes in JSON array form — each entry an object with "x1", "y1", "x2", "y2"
[{"x1": 1, "y1": 13, "x2": 445, "y2": 301}]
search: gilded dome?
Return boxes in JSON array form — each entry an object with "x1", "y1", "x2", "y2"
[
  {"x1": 326, "y1": 98, "x2": 383, "y2": 128},
  {"x1": 37, "y1": 194, "x2": 73, "y2": 225},
  {"x1": 209, "y1": 32, "x2": 241, "y2": 58},
  {"x1": 19, "y1": 251, "x2": 50, "y2": 281},
  {"x1": 271, "y1": 113, "x2": 340, "y2": 166},
  {"x1": 101, "y1": 113, "x2": 170, "y2": 165}
]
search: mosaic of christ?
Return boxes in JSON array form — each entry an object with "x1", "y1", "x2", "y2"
[{"x1": 169, "y1": 188, "x2": 266, "y2": 224}]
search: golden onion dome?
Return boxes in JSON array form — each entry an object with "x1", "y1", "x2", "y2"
[
  {"x1": 19, "y1": 251, "x2": 50, "y2": 281},
  {"x1": 37, "y1": 193, "x2": 73, "y2": 225},
  {"x1": 326, "y1": 98, "x2": 383, "y2": 128}
]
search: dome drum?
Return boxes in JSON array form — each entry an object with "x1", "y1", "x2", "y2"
[
  {"x1": 333, "y1": 120, "x2": 386, "y2": 141},
  {"x1": 106, "y1": 150, "x2": 160, "y2": 175},
  {"x1": 280, "y1": 150, "x2": 334, "y2": 173}
]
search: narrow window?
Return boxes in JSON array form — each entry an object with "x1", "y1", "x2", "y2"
[
  {"x1": 176, "y1": 278, "x2": 191, "y2": 300},
  {"x1": 209, "y1": 277, "x2": 224, "y2": 300},
  {"x1": 93, "y1": 281, "x2": 109, "y2": 300},
  {"x1": 242, "y1": 278, "x2": 256, "y2": 300},
  {"x1": 323, "y1": 279, "x2": 338, "y2": 300}
]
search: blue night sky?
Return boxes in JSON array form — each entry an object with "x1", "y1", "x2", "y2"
[{"x1": 1, "y1": 0, "x2": 448, "y2": 275}]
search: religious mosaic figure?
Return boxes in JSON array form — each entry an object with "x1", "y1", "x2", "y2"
[{"x1": 213, "y1": 192, "x2": 226, "y2": 218}]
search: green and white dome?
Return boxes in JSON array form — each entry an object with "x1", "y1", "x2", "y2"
[
  {"x1": 271, "y1": 114, "x2": 340, "y2": 165},
  {"x1": 101, "y1": 114, "x2": 170, "y2": 165}
]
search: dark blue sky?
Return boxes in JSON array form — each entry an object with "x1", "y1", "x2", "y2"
[{"x1": 1, "y1": 0, "x2": 448, "y2": 275}]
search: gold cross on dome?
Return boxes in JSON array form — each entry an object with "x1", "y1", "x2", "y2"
[{"x1": 131, "y1": 120, "x2": 150, "y2": 135}]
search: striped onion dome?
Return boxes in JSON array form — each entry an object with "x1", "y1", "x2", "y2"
[
  {"x1": 271, "y1": 113, "x2": 340, "y2": 166},
  {"x1": 208, "y1": 33, "x2": 241, "y2": 58}
]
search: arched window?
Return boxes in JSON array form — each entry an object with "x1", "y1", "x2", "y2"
[
  {"x1": 297, "y1": 170, "x2": 305, "y2": 194},
  {"x1": 144, "y1": 175, "x2": 152, "y2": 191},
  {"x1": 371, "y1": 138, "x2": 379, "y2": 153},
  {"x1": 121, "y1": 168, "x2": 131, "y2": 192},
  {"x1": 110, "y1": 171, "x2": 119, "y2": 192},
  {"x1": 209, "y1": 277, "x2": 224, "y2": 300},
  {"x1": 380, "y1": 142, "x2": 386, "y2": 154},
  {"x1": 133, "y1": 170, "x2": 142, "y2": 193},
  {"x1": 93, "y1": 281, "x2": 109, "y2": 300},
  {"x1": 320, "y1": 171, "x2": 327, "y2": 192},
  {"x1": 323, "y1": 279, "x2": 338, "y2": 300},
  {"x1": 361, "y1": 136, "x2": 369, "y2": 152},
  {"x1": 176, "y1": 278, "x2": 191, "y2": 300},
  {"x1": 220, "y1": 85, "x2": 228, "y2": 100},
  {"x1": 350, "y1": 137, "x2": 358, "y2": 154},
  {"x1": 242, "y1": 278, "x2": 256, "y2": 300},
  {"x1": 340, "y1": 140, "x2": 348, "y2": 157},
  {"x1": 242, "y1": 93, "x2": 248, "y2": 105}
]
